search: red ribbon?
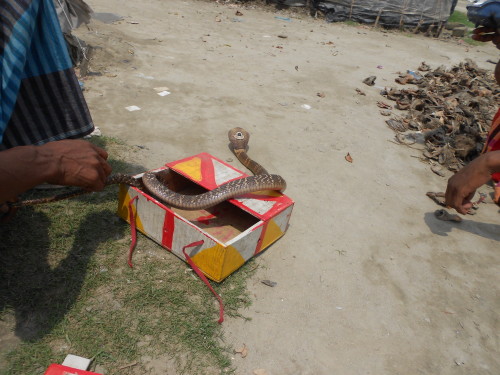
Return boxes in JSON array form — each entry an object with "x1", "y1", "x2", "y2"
[
  {"x1": 127, "y1": 197, "x2": 224, "y2": 323},
  {"x1": 127, "y1": 196, "x2": 139, "y2": 268},
  {"x1": 182, "y1": 240, "x2": 224, "y2": 324}
]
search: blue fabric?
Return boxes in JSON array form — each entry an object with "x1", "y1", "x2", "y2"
[
  {"x1": 467, "y1": 0, "x2": 500, "y2": 29},
  {"x1": 0, "y1": 0, "x2": 72, "y2": 143}
]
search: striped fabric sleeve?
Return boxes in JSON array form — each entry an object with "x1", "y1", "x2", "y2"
[
  {"x1": 482, "y1": 108, "x2": 500, "y2": 154},
  {"x1": 481, "y1": 108, "x2": 500, "y2": 183},
  {"x1": 0, "y1": 0, "x2": 94, "y2": 150}
]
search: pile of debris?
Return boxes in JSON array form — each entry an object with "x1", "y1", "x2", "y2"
[{"x1": 380, "y1": 59, "x2": 500, "y2": 173}]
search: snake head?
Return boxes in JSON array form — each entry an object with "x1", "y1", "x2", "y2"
[{"x1": 228, "y1": 127, "x2": 250, "y2": 151}]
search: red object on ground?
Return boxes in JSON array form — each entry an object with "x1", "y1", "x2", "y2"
[{"x1": 44, "y1": 364, "x2": 102, "y2": 375}]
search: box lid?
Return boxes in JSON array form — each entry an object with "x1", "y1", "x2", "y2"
[{"x1": 166, "y1": 153, "x2": 293, "y2": 220}]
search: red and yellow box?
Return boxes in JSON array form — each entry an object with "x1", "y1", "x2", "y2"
[
  {"x1": 44, "y1": 364, "x2": 101, "y2": 375},
  {"x1": 117, "y1": 153, "x2": 294, "y2": 282}
]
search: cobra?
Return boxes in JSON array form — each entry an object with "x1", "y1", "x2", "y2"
[{"x1": 12, "y1": 128, "x2": 286, "y2": 210}]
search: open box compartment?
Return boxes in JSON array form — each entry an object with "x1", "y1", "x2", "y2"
[{"x1": 117, "y1": 153, "x2": 294, "y2": 282}]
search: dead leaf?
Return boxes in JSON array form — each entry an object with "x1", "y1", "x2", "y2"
[
  {"x1": 426, "y1": 191, "x2": 446, "y2": 207},
  {"x1": 355, "y1": 88, "x2": 366, "y2": 96},
  {"x1": 396, "y1": 73, "x2": 418, "y2": 85},
  {"x1": 386, "y1": 119, "x2": 407, "y2": 132},
  {"x1": 234, "y1": 344, "x2": 248, "y2": 358},
  {"x1": 395, "y1": 133, "x2": 415, "y2": 145},
  {"x1": 316, "y1": 92, "x2": 325, "y2": 98},
  {"x1": 363, "y1": 76, "x2": 376, "y2": 86},
  {"x1": 418, "y1": 61, "x2": 431, "y2": 71},
  {"x1": 431, "y1": 164, "x2": 445, "y2": 177},
  {"x1": 345, "y1": 153, "x2": 353, "y2": 163},
  {"x1": 295, "y1": 65, "x2": 299, "y2": 71},
  {"x1": 118, "y1": 362, "x2": 138, "y2": 370},
  {"x1": 395, "y1": 100, "x2": 411, "y2": 110},
  {"x1": 235, "y1": 10, "x2": 243, "y2": 16},
  {"x1": 215, "y1": 16, "x2": 221, "y2": 22},
  {"x1": 261, "y1": 279, "x2": 277, "y2": 287},
  {"x1": 377, "y1": 101, "x2": 392, "y2": 109}
]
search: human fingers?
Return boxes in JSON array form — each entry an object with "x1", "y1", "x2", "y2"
[
  {"x1": 473, "y1": 26, "x2": 495, "y2": 33},
  {"x1": 472, "y1": 33, "x2": 496, "y2": 42},
  {"x1": 89, "y1": 144, "x2": 112, "y2": 182},
  {"x1": 91, "y1": 144, "x2": 109, "y2": 160},
  {"x1": 444, "y1": 177, "x2": 458, "y2": 206},
  {"x1": 63, "y1": 154, "x2": 110, "y2": 192},
  {"x1": 460, "y1": 202, "x2": 473, "y2": 214},
  {"x1": 452, "y1": 200, "x2": 473, "y2": 215},
  {"x1": 87, "y1": 158, "x2": 113, "y2": 191},
  {"x1": 472, "y1": 27, "x2": 499, "y2": 42},
  {"x1": 472, "y1": 26, "x2": 497, "y2": 35},
  {"x1": 449, "y1": 190, "x2": 474, "y2": 215},
  {"x1": 457, "y1": 191, "x2": 475, "y2": 215},
  {"x1": 69, "y1": 141, "x2": 112, "y2": 186},
  {"x1": 444, "y1": 177, "x2": 466, "y2": 213},
  {"x1": 102, "y1": 158, "x2": 112, "y2": 176}
]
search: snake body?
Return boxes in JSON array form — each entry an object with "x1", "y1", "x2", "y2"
[{"x1": 12, "y1": 128, "x2": 286, "y2": 210}]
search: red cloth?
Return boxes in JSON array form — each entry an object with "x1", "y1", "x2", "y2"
[{"x1": 482, "y1": 108, "x2": 500, "y2": 182}]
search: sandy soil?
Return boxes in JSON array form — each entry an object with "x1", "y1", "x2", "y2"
[{"x1": 70, "y1": 0, "x2": 499, "y2": 373}]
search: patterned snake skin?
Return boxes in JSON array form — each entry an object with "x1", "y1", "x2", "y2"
[{"x1": 12, "y1": 128, "x2": 286, "y2": 209}]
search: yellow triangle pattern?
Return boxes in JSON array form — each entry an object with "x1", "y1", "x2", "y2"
[
  {"x1": 260, "y1": 219, "x2": 284, "y2": 252},
  {"x1": 117, "y1": 186, "x2": 145, "y2": 233},
  {"x1": 191, "y1": 244, "x2": 245, "y2": 282},
  {"x1": 173, "y1": 157, "x2": 202, "y2": 182}
]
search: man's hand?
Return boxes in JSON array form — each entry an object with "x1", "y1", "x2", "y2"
[
  {"x1": 445, "y1": 152, "x2": 498, "y2": 214},
  {"x1": 0, "y1": 140, "x2": 112, "y2": 203},
  {"x1": 40, "y1": 140, "x2": 112, "y2": 191},
  {"x1": 471, "y1": 27, "x2": 500, "y2": 48}
]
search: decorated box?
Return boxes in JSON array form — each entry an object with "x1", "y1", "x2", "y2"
[
  {"x1": 44, "y1": 364, "x2": 102, "y2": 375},
  {"x1": 117, "y1": 153, "x2": 294, "y2": 282}
]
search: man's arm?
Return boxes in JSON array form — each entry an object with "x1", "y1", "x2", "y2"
[
  {"x1": 445, "y1": 151, "x2": 500, "y2": 214},
  {"x1": 0, "y1": 140, "x2": 112, "y2": 203}
]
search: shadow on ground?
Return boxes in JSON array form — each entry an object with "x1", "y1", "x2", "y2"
[
  {"x1": 424, "y1": 211, "x2": 500, "y2": 241},
  {"x1": 0, "y1": 156, "x2": 146, "y2": 342},
  {"x1": 0, "y1": 208, "x2": 108, "y2": 340}
]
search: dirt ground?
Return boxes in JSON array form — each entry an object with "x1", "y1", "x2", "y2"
[{"x1": 36, "y1": 0, "x2": 500, "y2": 373}]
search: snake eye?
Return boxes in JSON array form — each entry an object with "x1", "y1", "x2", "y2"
[{"x1": 234, "y1": 132, "x2": 244, "y2": 140}]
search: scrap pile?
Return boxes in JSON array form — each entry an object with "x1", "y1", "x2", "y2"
[{"x1": 381, "y1": 59, "x2": 500, "y2": 173}]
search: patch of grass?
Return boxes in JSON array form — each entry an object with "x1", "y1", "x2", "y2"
[
  {"x1": 448, "y1": 10, "x2": 475, "y2": 28},
  {"x1": 464, "y1": 36, "x2": 483, "y2": 46},
  {"x1": 0, "y1": 137, "x2": 255, "y2": 375},
  {"x1": 447, "y1": 10, "x2": 484, "y2": 46},
  {"x1": 343, "y1": 20, "x2": 361, "y2": 27}
]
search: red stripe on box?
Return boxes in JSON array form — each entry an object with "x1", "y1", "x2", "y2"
[
  {"x1": 200, "y1": 153, "x2": 216, "y2": 187},
  {"x1": 162, "y1": 210, "x2": 175, "y2": 250}
]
